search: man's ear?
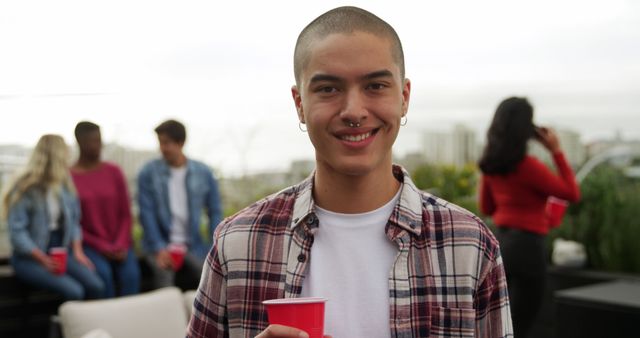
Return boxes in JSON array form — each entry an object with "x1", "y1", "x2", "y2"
[
  {"x1": 401, "y1": 78, "x2": 411, "y2": 116},
  {"x1": 291, "y1": 85, "x2": 304, "y2": 123}
]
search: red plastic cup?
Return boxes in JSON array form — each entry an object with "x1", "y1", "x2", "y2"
[
  {"x1": 546, "y1": 197, "x2": 569, "y2": 228},
  {"x1": 263, "y1": 297, "x2": 327, "y2": 338},
  {"x1": 168, "y1": 243, "x2": 187, "y2": 271},
  {"x1": 49, "y1": 247, "x2": 67, "y2": 275}
]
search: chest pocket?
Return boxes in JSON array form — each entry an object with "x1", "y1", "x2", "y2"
[
  {"x1": 187, "y1": 174, "x2": 210, "y2": 198},
  {"x1": 429, "y1": 306, "x2": 475, "y2": 338}
]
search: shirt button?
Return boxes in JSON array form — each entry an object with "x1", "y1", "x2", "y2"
[
  {"x1": 305, "y1": 215, "x2": 316, "y2": 225},
  {"x1": 297, "y1": 254, "x2": 306, "y2": 263}
]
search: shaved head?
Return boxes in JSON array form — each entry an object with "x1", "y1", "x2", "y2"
[{"x1": 293, "y1": 6, "x2": 405, "y2": 87}]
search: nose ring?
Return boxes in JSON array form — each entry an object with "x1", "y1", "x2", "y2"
[{"x1": 348, "y1": 121, "x2": 361, "y2": 128}]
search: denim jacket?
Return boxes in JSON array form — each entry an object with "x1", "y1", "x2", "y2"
[
  {"x1": 7, "y1": 186, "x2": 82, "y2": 257},
  {"x1": 137, "y1": 158, "x2": 222, "y2": 258}
]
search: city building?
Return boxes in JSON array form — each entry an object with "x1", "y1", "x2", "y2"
[
  {"x1": 0, "y1": 145, "x2": 31, "y2": 191},
  {"x1": 586, "y1": 131, "x2": 640, "y2": 159},
  {"x1": 421, "y1": 124, "x2": 478, "y2": 167}
]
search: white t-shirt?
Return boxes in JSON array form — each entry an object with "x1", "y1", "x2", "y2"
[
  {"x1": 301, "y1": 189, "x2": 401, "y2": 338},
  {"x1": 168, "y1": 166, "x2": 189, "y2": 244},
  {"x1": 46, "y1": 189, "x2": 61, "y2": 230}
]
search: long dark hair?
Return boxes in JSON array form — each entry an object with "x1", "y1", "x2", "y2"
[{"x1": 479, "y1": 97, "x2": 535, "y2": 175}]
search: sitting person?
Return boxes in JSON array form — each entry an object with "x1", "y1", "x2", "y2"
[
  {"x1": 137, "y1": 119, "x2": 223, "y2": 290},
  {"x1": 71, "y1": 121, "x2": 141, "y2": 297},
  {"x1": 3, "y1": 134, "x2": 104, "y2": 300}
]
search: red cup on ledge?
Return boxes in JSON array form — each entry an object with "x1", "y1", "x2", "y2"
[
  {"x1": 263, "y1": 297, "x2": 327, "y2": 338},
  {"x1": 546, "y1": 197, "x2": 569, "y2": 228},
  {"x1": 168, "y1": 243, "x2": 187, "y2": 271},
  {"x1": 49, "y1": 247, "x2": 68, "y2": 275}
]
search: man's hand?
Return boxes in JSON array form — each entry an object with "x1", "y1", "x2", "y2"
[
  {"x1": 155, "y1": 249, "x2": 173, "y2": 270},
  {"x1": 105, "y1": 250, "x2": 127, "y2": 262},
  {"x1": 255, "y1": 324, "x2": 331, "y2": 338}
]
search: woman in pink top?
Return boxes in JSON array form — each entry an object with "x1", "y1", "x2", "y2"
[{"x1": 71, "y1": 121, "x2": 140, "y2": 297}]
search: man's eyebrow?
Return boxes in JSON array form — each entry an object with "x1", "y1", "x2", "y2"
[
  {"x1": 308, "y1": 70, "x2": 394, "y2": 84},
  {"x1": 362, "y1": 70, "x2": 394, "y2": 80},
  {"x1": 309, "y1": 74, "x2": 341, "y2": 84}
]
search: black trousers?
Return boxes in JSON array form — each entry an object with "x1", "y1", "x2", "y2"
[{"x1": 495, "y1": 227, "x2": 547, "y2": 338}]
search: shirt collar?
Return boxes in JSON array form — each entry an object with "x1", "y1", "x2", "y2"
[
  {"x1": 290, "y1": 173, "x2": 315, "y2": 230},
  {"x1": 290, "y1": 164, "x2": 424, "y2": 237},
  {"x1": 158, "y1": 157, "x2": 192, "y2": 175}
]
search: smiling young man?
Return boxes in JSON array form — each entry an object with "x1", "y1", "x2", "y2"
[{"x1": 188, "y1": 6, "x2": 512, "y2": 338}]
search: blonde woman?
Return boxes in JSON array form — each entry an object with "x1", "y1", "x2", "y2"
[{"x1": 3, "y1": 134, "x2": 104, "y2": 300}]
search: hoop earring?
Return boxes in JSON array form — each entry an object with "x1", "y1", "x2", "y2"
[
  {"x1": 400, "y1": 115, "x2": 408, "y2": 126},
  {"x1": 298, "y1": 122, "x2": 307, "y2": 132}
]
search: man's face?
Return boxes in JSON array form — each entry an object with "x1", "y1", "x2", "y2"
[
  {"x1": 78, "y1": 130, "x2": 102, "y2": 161},
  {"x1": 157, "y1": 133, "x2": 184, "y2": 166},
  {"x1": 291, "y1": 31, "x2": 411, "y2": 178}
]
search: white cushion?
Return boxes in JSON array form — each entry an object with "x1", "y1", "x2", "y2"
[
  {"x1": 80, "y1": 329, "x2": 113, "y2": 338},
  {"x1": 183, "y1": 289, "x2": 197, "y2": 319},
  {"x1": 552, "y1": 238, "x2": 587, "y2": 268},
  {"x1": 59, "y1": 287, "x2": 187, "y2": 338}
]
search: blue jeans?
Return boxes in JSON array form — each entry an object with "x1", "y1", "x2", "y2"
[
  {"x1": 83, "y1": 246, "x2": 141, "y2": 297},
  {"x1": 11, "y1": 252, "x2": 105, "y2": 300},
  {"x1": 11, "y1": 230, "x2": 104, "y2": 300}
]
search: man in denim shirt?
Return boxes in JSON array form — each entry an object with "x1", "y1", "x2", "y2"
[{"x1": 137, "y1": 119, "x2": 223, "y2": 289}]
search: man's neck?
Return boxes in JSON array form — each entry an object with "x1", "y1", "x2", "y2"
[
  {"x1": 72, "y1": 156, "x2": 101, "y2": 172},
  {"x1": 167, "y1": 155, "x2": 187, "y2": 168},
  {"x1": 312, "y1": 162, "x2": 400, "y2": 214}
]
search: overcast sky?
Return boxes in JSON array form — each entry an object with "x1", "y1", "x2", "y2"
[{"x1": 1, "y1": 0, "x2": 638, "y2": 176}]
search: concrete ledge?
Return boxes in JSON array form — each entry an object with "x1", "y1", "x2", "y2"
[{"x1": 555, "y1": 280, "x2": 640, "y2": 338}]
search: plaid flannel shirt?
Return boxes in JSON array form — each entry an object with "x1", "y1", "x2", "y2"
[{"x1": 187, "y1": 165, "x2": 513, "y2": 338}]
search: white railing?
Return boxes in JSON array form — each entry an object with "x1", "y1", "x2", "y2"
[{"x1": 575, "y1": 145, "x2": 640, "y2": 182}]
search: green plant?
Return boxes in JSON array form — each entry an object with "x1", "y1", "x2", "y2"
[
  {"x1": 412, "y1": 163, "x2": 479, "y2": 215},
  {"x1": 132, "y1": 221, "x2": 143, "y2": 255},
  {"x1": 550, "y1": 165, "x2": 640, "y2": 273}
]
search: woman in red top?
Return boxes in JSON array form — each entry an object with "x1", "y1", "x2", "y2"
[
  {"x1": 478, "y1": 97, "x2": 580, "y2": 338},
  {"x1": 71, "y1": 121, "x2": 140, "y2": 297}
]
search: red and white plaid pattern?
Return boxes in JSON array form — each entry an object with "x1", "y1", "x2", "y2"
[{"x1": 187, "y1": 165, "x2": 513, "y2": 337}]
